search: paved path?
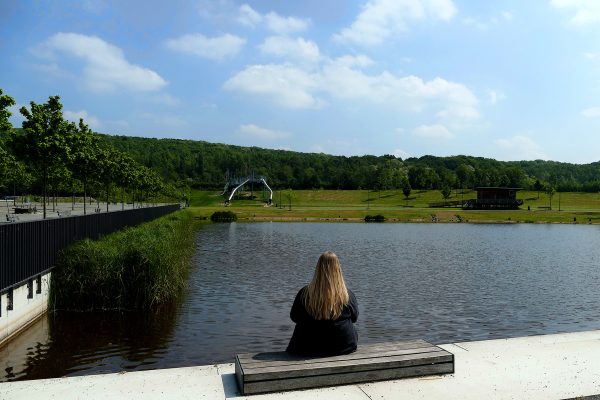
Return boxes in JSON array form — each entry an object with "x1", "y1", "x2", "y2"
[
  {"x1": 2, "y1": 330, "x2": 600, "y2": 399},
  {"x1": 1, "y1": 201, "x2": 164, "y2": 224}
]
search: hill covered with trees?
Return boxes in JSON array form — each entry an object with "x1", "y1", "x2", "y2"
[{"x1": 99, "y1": 134, "x2": 600, "y2": 194}]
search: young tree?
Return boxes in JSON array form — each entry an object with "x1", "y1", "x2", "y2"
[
  {"x1": 545, "y1": 184, "x2": 556, "y2": 210},
  {"x1": 441, "y1": 185, "x2": 452, "y2": 203},
  {"x1": 16, "y1": 96, "x2": 72, "y2": 218},
  {"x1": 68, "y1": 119, "x2": 100, "y2": 215}
]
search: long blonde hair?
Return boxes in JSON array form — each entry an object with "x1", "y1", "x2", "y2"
[{"x1": 304, "y1": 251, "x2": 350, "y2": 320}]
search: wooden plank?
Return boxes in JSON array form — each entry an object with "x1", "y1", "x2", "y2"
[
  {"x1": 242, "y1": 362, "x2": 455, "y2": 395},
  {"x1": 244, "y1": 352, "x2": 453, "y2": 381},
  {"x1": 241, "y1": 346, "x2": 447, "y2": 371},
  {"x1": 236, "y1": 339, "x2": 432, "y2": 363}
]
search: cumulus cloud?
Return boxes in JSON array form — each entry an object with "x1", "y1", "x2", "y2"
[
  {"x1": 223, "y1": 64, "x2": 323, "y2": 108},
  {"x1": 412, "y1": 124, "x2": 454, "y2": 139},
  {"x1": 494, "y1": 135, "x2": 548, "y2": 160},
  {"x1": 581, "y1": 106, "x2": 600, "y2": 117},
  {"x1": 224, "y1": 56, "x2": 479, "y2": 123},
  {"x1": 237, "y1": 4, "x2": 309, "y2": 33},
  {"x1": 258, "y1": 36, "x2": 320, "y2": 63},
  {"x1": 32, "y1": 33, "x2": 167, "y2": 92},
  {"x1": 238, "y1": 124, "x2": 291, "y2": 140},
  {"x1": 63, "y1": 109, "x2": 101, "y2": 130},
  {"x1": 334, "y1": 0, "x2": 457, "y2": 46},
  {"x1": 238, "y1": 3, "x2": 262, "y2": 27},
  {"x1": 165, "y1": 33, "x2": 246, "y2": 61},
  {"x1": 551, "y1": 0, "x2": 600, "y2": 25}
]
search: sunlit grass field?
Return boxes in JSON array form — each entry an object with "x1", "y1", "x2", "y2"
[{"x1": 189, "y1": 189, "x2": 600, "y2": 224}]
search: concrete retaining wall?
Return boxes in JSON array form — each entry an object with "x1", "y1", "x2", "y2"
[{"x1": 0, "y1": 272, "x2": 50, "y2": 346}]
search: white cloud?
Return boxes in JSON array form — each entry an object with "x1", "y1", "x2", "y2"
[
  {"x1": 258, "y1": 36, "x2": 320, "y2": 63},
  {"x1": 238, "y1": 3, "x2": 262, "y2": 27},
  {"x1": 334, "y1": 0, "x2": 457, "y2": 46},
  {"x1": 63, "y1": 110, "x2": 101, "y2": 130},
  {"x1": 551, "y1": 0, "x2": 600, "y2": 25},
  {"x1": 237, "y1": 4, "x2": 309, "y2": 33},
  {"x1": 393, "y1": 148, "x2": 411, "y2": 159},
  {"x1": 224, "y1": 57, "x2": 479, "y2": 123},
  {"x1": 581, "y1": 106, "x2": 600, "y2": 117},
  {"x1": 494, "y1": 135, "x2": 548, "y2": 160},
  {"x1": 223, "y1": 64, "x2": 323, "y2": 108},
  {"x1": 395, "y1": 128, "x2": 405, "y2": 135},
  {"x1": 238, "y1": 124, "x2": 291, "y2": 140},
  {"x1": 265, "y1": 12, "x2": 309, "y2": 34},
  {"x1": 463, "y1": 10, "x2": 513, "y2": 30},
  {"x1": 165, "y1": 33, "x2": 245, "y2": 61},
  {"x1": 412, "y1": 124, "x2": 454, "y2": 139},
  {"x1": 33, "y1": 33, "x2": 167, "y2": 92}
]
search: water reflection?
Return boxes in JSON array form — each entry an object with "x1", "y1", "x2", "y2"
[
  {"x1": 1, "y1": 303, "x2": 179, "y2": 381},
  {"x1": 3, "y1": 222, "x2": 600, "y2": 381}
]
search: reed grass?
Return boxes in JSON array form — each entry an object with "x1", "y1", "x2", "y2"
[{"x1": 50, "y1": 209, "x2": 197, "y2": 311}]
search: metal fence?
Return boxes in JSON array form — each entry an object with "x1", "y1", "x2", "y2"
[{"x1": 0, "y1": 204, "x2": 180, "y2": 293}]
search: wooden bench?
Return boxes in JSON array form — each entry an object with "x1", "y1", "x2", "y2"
[{"x1": 235, "y1": 339, "x2": 454, "y2": 395}]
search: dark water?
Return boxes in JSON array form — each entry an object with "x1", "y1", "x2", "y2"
[{"x1": 3, "y1": 222, "x2": 600, "y2": 381}]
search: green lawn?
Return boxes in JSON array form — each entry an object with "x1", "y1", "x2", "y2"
[{"x1": 188, "y1": 189, "x2": 600, "y2": 224}]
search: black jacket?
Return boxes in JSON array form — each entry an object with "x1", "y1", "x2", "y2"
[{"x1": 286, "y1": 287, "x2": 358, "y2": 356}]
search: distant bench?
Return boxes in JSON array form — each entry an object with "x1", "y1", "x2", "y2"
[{"x1": 235, "y1": 339, "x2": 454, "y2": 395}]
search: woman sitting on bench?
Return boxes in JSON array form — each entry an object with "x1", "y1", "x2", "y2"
[{"x1": 287, "y1": 251, "x2": 359, "y2": 356}]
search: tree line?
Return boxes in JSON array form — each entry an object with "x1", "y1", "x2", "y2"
[
  {"x1": 0, "y1": 89, "x2": 177, "y2": 218},
  {"x1": 99, "y1": 134, "x2": 600, "y2": 195}
]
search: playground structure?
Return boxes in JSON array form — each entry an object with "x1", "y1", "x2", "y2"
[{"x1": 222, "y1": 174, "x2": 273, "y2": 205}]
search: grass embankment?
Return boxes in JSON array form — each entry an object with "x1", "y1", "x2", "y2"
[
  {"x1": 50, "y1": 209, "x2": 198, "y2": 311},
  {"x1": 189, "y1": 189, "x2": 600, "y2": 224}
]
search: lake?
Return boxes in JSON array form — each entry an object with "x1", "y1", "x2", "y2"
[{"x1": 2, "y1": 222, "x2": 600, "y2": 381}]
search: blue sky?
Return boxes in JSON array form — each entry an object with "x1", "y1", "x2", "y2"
[{"x1": 2, "y1": 0, "x2": 600, "y2": 163}]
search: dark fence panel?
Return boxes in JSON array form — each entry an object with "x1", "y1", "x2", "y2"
[{"x1": 0, "y1": 204, "x2": 180, "y2": 292}]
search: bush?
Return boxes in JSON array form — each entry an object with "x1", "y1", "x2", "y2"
[
  {"x1": 50, "y1": 210, "x2": 197, "y2": 311},
  {"x1": 210, "y1": 210, "x2": 237, "y2": 222},
  {"x1": 364, "y1": 214, "x2": 385, "y2": 222}
]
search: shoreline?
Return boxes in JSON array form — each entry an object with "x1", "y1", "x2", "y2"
[{"x1": 236, "y1": 215, "x2": 599, "y2": 224}]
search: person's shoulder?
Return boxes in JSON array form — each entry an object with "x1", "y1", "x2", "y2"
[
  {"x1": 348, "y1": 288, "x2": 358, "y2": 301},
  {"x1": 295, "y1": 286, "x2": 308, "y2": 298}
]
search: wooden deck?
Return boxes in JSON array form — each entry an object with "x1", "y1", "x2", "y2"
[{"x1": 235, "y1": 339, "x2": 454, "y2": 395}]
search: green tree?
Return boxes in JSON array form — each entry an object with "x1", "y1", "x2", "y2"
[
  {"x1": 67, "y1": 119, "x2": 100, "y2": 214},
  {"x1": 0, "y1": 89, "x2": 16, "y2": 186},
  {"x1": 283, "y1": 188, "x2": 296, "y2": 210},
  {"x1": 545, "y1": 184, "x2": 556, "y2": 210},
  {"x1": 402, "y1": 178, "x2": 411, "y2": 200},
  {"x1": 534, "y1": 179, "x2": 543, "y2": 199},
  {"x1": 441, "y1": 185, "x2": 452, "y2": 202},
  {"x1": 16, "y1": 96, "x2": 72, "y2": 218}
]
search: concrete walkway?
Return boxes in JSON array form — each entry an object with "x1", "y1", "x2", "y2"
[
  {"x1": 1, "y1": 202, "x2": 167, "y2": 224},
  {"x1": 2, "y1": 330, "x2": 600, "y2": 399}
]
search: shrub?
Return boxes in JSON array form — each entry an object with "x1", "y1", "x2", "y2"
[
  {"x1": 50, "y1": 210, "x2": 197, "y2": 311},
  {"x1": 210, "y1": 210, "x2": 237, "y2": 222},
  {"x1": 364, "y1": 214, "x2": 385, "y2": 222}
]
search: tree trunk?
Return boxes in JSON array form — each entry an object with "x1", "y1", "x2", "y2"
[
  {"x1": 83, "y1": 182, "x2": 87, "y2": 215},
  {"x1": 42, "y1": 167, "x2": 47, "y2": 219}
]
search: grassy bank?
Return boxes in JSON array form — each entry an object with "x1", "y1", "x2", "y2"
[
  {"x1": 50, "y1": 209, "x2": 197, "y2": 311},
  {"x1": 189, "y1": 189, "x2": 600, "y2": 224}
]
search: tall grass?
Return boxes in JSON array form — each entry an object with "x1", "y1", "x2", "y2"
[{"x1": 50, "y1": 210, "x2": 197, "y2": 311}]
